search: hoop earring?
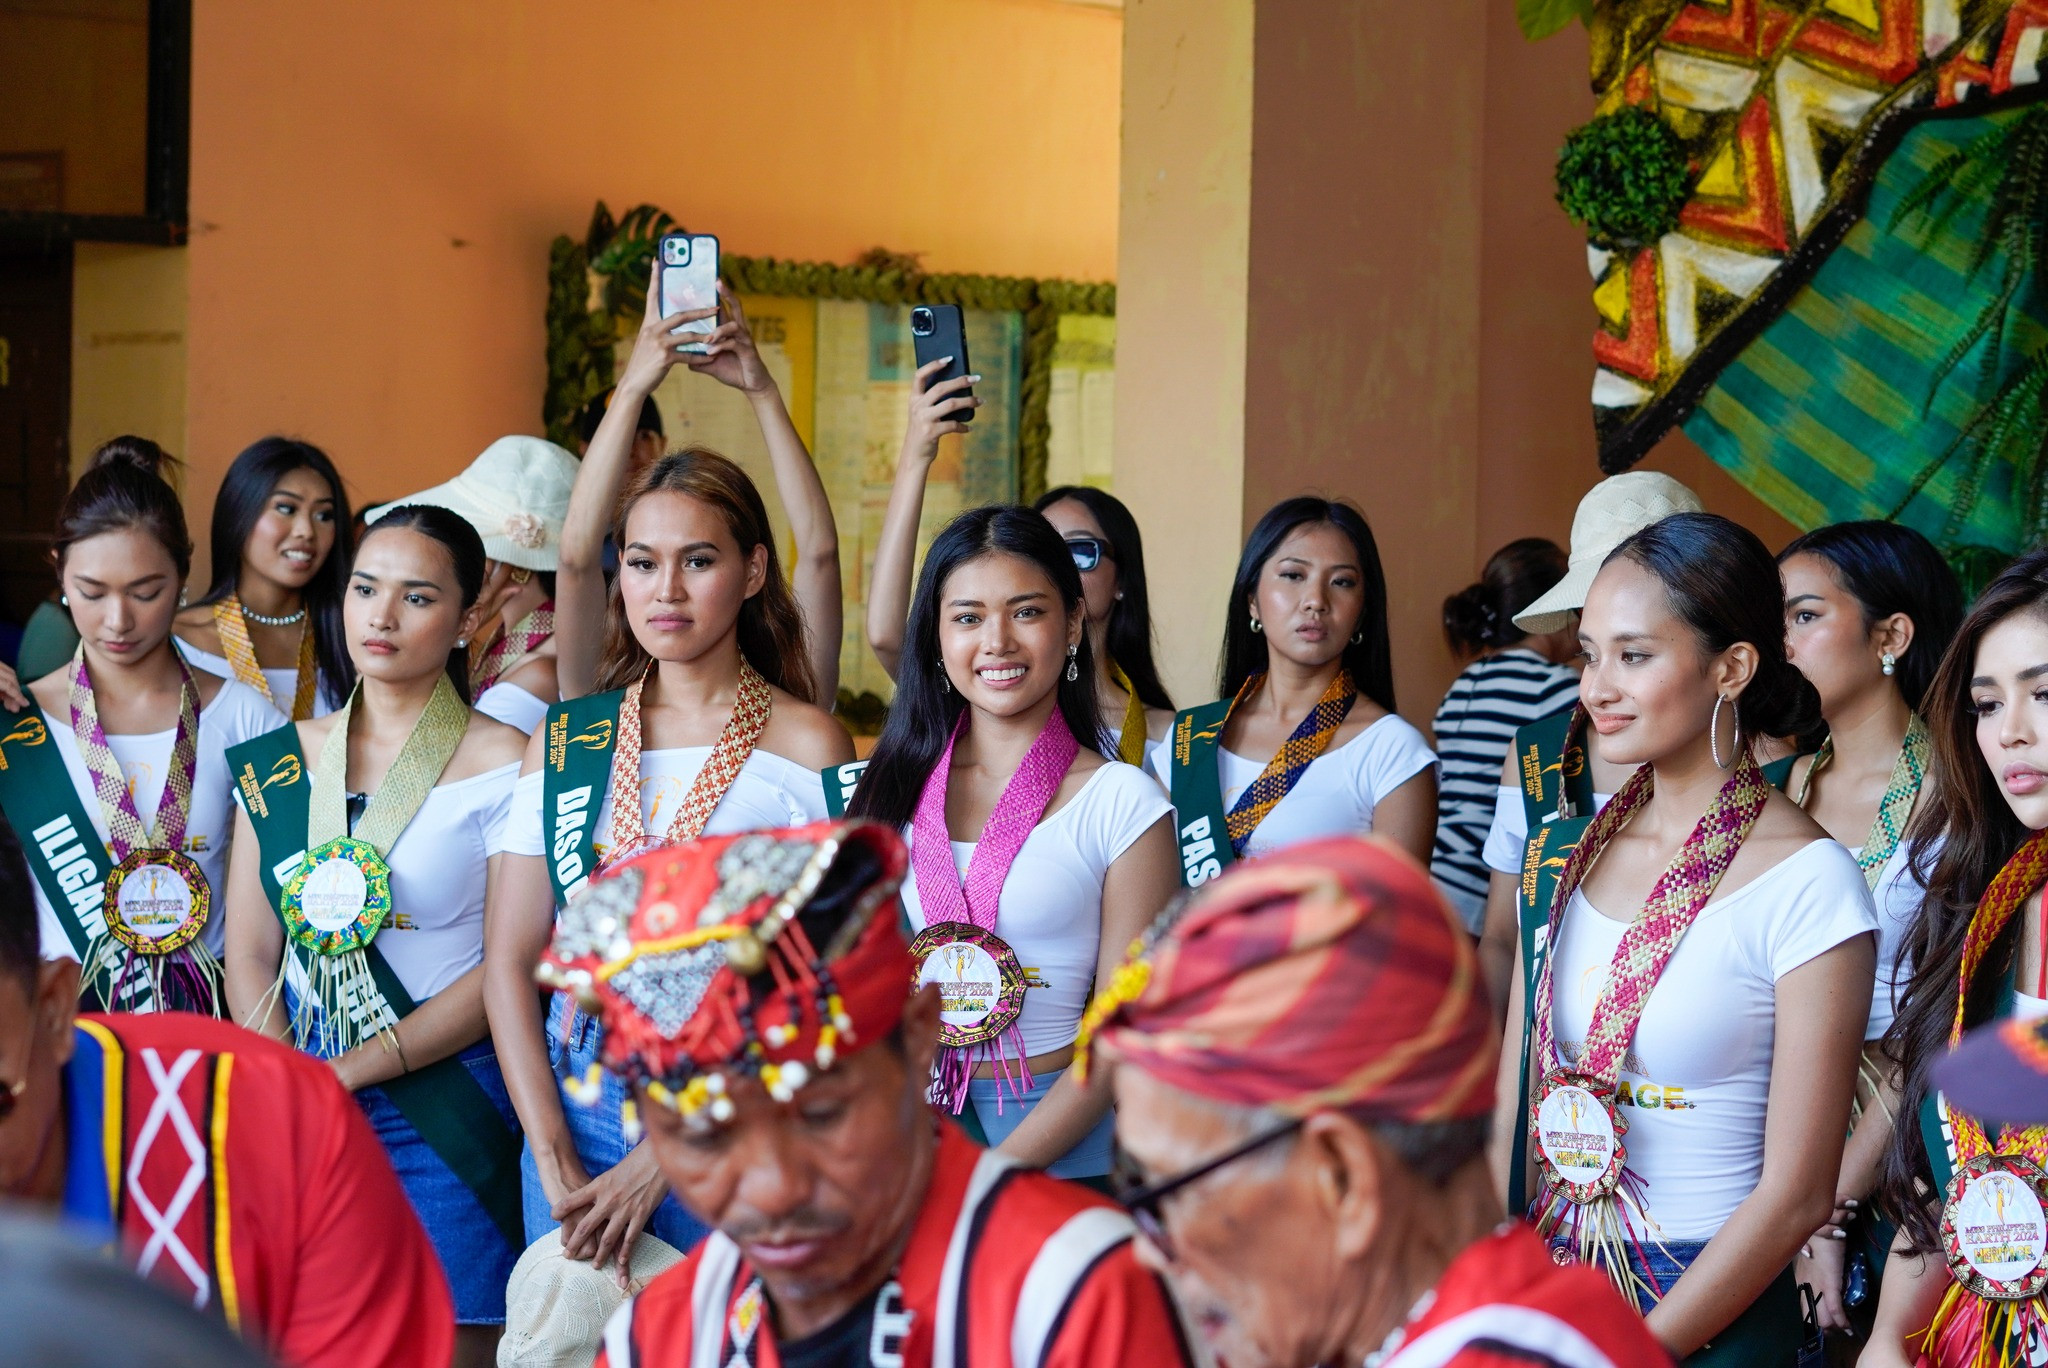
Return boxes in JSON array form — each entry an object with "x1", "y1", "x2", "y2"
[
  {"x1": 1710, "y1": 695, "x2": 1741, "y2": 769},
  {"x1": 1064, "y1": 643, "x2": 1079, "y2": 683},
  {"x1": 1351, "y1": 629, "x2": 1363, "y2": 646},
  {"x1": 1250, "y1": 615, "x2": 1263, "y2": 634},
  {"x1": 1881, "y1": 651, "x2": 1896, "y2": 677},
  {"x1": 938, "y1": 660, "x2": 950, "y2": 694}
]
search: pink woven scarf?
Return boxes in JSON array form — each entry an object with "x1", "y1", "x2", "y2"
[{"x1": 911, "y1": 707, "x2": 1078, "y2": 1112}]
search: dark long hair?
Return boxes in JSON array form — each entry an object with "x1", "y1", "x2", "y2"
[
  {"x1": 1882, "y1": 549, "x2": 2048, "y2": 1253},
  {"x1": 53, "y1": 438, "x2": 192, "y2": 581},
  {"x1": 1777, "y1": 520, "x2": 1965, "y2": 713},
  {"x1": 1033, "y1": 485, "x2": 1173, "y2": 712},
  {"x1": 200, "y1": 437, "x2": 356, "y2": 708},
  {"x1": 1218, "y1": 497, "x2": 1395, "y2": 712},
  {"x1": 357, "y1": 505, "x2": 488, "y2": 703},
  {"x1": 848, "y1": 506, "x2": 1103, "y2": 830},
  {"x1": 1606, "y1": 512, "x2": 1822, "y2": 742},
  {"x1": 1443, "y1": 537, "x2": 1569, "y2": 657},
  {"x1": 595, "y1": 448, "x2": 818, "y2": 703}
]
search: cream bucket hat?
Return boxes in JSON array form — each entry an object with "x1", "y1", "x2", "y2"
[
  {"x1": 365, "y1": 436, "x2": 579, "y2": 572},
  {"x1": 1513, "y1": 471, "x2": 1705, "y2": 634},
  {"x1": 496, "y1": 1229, "x2": 686, "y2": 1368}
]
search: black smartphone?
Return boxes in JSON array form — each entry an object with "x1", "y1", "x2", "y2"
[
  {"x1": 909, "y1": 305, "x2": 972, "y2": 425},
  {"x1": 658, "y1": 232, "x2": 720, "y2": 355}
]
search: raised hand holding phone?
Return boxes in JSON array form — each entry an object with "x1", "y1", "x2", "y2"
[
  {"x1": 903, "y1": 354, "x2": 981, "y2": 464},
  {"x1": 658, "y1": 232, "x2": 721, "y2": 354},
  {"x1": 683, "y1": 283, "x2": 776, "y2": 396}
]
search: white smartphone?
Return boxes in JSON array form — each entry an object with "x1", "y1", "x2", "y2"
[{"x1": 658, "y1": 232, "x2": 720, "y2": 355}]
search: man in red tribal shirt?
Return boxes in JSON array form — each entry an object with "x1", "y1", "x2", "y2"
[
  {"x1": 1081, "y1": 835, "x2": 1670, "y2": 1368},
  {"x1": 541, "y1": 820, "x2": 1195, "y2": 1368}
]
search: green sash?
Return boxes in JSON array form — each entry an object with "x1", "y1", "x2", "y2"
[
  {"x1": 821, "y1": 760, "x2": 867, "y2": 819},
  {"x1": 538, "y1": 689, "x2": 627, "y2": 907},
  {"x1": 0, "y1": 704, "x2": 149, "y2": 1012},
  {"x1": 1166, "y1": 699, "x2": 1234, "y2": 889},
  {"x1": 225, "y1": 723, "x2": 525, "y2": 1248}
]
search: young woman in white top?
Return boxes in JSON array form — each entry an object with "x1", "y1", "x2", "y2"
[
  {"x1": 485, "y1": 279, "x2": 852, "y2": 1285},
  {"x1": 1777, "y1": 521, "x2": 1963, "y2": 1338},
  {"x1": 1515, "y1": 513, "x2": 1876, "y2": 1364},
  {"x1": 222, "y1": 505, "x2": 526, "y2": 1366},
  {"x1": 364, "y1": 435, "x2": 583, "y2": 735},
  {"x1": 864, "y1": 364, "x2": 1176, "y2": 768},
  {"x1": 1869, "y1": 550, "x2": 2048, "y2": 1368},
  {"x1": 0, "y1": 442, "x2": 283, "y2": 1014},
  {"x1": 175, "y1": 437, "x2": 353, "y2": 718},
  {"x1": 849, "y1": 503, "x2": 1178, "y2": 1179},
  {"x1": 553, "y1": 264, "x2": 844, "y2": 706},
  {"x1": 1152, "y1": 497, "x2": 1436, "y2": 880}
]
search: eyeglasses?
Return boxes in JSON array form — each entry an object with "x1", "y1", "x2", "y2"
[
  {"x1": 1065, "y1": 537, "x2": 1109, "y2": 574},
  {"x1": 1110, "y1": 1118, "x2": 1304, "y2": 1262}
]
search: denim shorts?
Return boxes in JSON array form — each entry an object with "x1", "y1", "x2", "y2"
[
  {"x1": 355, "y1": 1041, "x2": 522, "y2": 1325},
  {"x1": 518, "y1": 1000, "x2": 708, "y2": 1253},
  {"x1": 966, "y1": 1066, "x2": 1115, "y2": 1180}
]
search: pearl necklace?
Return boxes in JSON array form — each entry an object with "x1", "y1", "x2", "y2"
[{"x1": 241, "y1": 604, "x2": 307, "y2": 628}]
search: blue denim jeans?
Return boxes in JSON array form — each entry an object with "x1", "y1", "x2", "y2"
[
  {"x1": 1551, "y1": 1235, "x2": 1801, "y2": 1366},
  {"x1": 519, "y1": 1000, "x2": 708, "y2": 1253},
  {"x1": 966, "y1": 1066, "x2": 1115, "y2": 1180}
]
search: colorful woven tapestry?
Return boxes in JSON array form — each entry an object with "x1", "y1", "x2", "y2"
[{"x1": 1583, "y1": 1, "x2": 2048, "y2": 479}]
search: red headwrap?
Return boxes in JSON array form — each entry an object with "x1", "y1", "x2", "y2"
[
  {"x1": 1079, "y1": 836, "x2": 1496, "y2": 1122},
  {"x1": 536, "y1": 820, "x2": 914, "y2": 1126}
]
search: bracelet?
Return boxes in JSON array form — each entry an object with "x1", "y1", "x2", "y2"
[{"x1": 380, "y1": 1029, "x2": 411, "y2": 1076}]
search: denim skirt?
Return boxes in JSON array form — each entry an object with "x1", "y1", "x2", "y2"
[
  {"x1": 354, "y1": 1041, "x2": 522, "y2": 1325},
  {"x1": 1552, "y1": 1235, "x2": 1802, "y2": 1367},
  {"x1": 518, "y1": 1000, "x2": 708, "y2": 1253},
  {"x1": 966, "y1": 1066, "x2": 1116, "y2": 1180}
]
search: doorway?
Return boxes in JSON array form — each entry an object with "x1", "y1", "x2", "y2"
[{"x1": 0, "y1": 242, "x2": 72, "y2": 630}]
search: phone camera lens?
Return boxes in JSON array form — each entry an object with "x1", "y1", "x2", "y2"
[{"x1": 910, "y1": 308, "x2": 934, "y2": 337}]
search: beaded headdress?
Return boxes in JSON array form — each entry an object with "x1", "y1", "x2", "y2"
[{"x1": 536, "y1": 820, "x2": 913, "y2": 1131}]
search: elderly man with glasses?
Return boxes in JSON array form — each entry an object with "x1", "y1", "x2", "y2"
[{"x1": 1078, "y1": 835, "x2": 1667, "y2": 1368}]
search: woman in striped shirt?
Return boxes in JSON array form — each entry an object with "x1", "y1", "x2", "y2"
[{"x1": 1430, "y1": 538, "x2": 1581, "y2": 930}]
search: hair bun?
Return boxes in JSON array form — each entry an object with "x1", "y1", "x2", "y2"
[
  {"x1": 87, "y1": 436, "x2": 178, "y2": 482},
  {"x1": 1442, "y1": 583, "x2": 1498, "y2": 654}
]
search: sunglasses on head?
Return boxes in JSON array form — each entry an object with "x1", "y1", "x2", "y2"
[
  {"x1": 1110, "y1": 1118, "x2": 1303, "y2": 1262},
  {"x1": 1065, "y1": 537, "x2": 1108, "y2": 573}
]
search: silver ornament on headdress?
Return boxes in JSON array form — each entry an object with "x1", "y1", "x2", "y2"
[
  {"x1": 697, "y1": 834, "x2": 819, "y2": 929},
  {"x1": 610, "y1": 943, "x2": 726, "y2": 1036},
  {"x1": 554, "y1": 866, "x2": 644, "y2": 962}
]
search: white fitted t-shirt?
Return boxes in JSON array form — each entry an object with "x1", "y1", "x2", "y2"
[
  {"x1": 1149, "y1": 714, "x2": 1436, "y2": 859},
  {"x1": 253, "y1": 761, "x2": 520, "y2": 1004},
  {"x1": 501, "y1": 746, "x2": 830, "y2": 878},
  {"x1": 475, "y1": 682, "x2": 551, "y2": 736},
  {"x1": 901, "y1": 762, "x2": 1171, "y2": 1058},
  {"x1": 176, "y1": 641, "x2": 339, "y2": 718},
  {"x1": 1860, "y1": 839, "x2": 1933, "y2": 1041},
  {"x1": 1545, "y1": 838, "x2": 1878, "y2": 1241},
  {"x1": 34, "y1": 680, "x2": 285, "y2": 962}
]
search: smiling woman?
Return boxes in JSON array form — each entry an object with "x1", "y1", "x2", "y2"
[
  {"x1": 847, "y1": 504, "x2": 1177, "y2": 1181},
  {"x1": 175, "y1": 437, "x2": 356, "y2": 719}
]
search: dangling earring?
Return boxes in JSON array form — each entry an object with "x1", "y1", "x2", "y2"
[
  {"x1": 1065, "y1": 643, "x2": 1080, "y2": 683},
  {"x1": 938, "y1": 660, "x2": 950, "y2": 693},
  {"x1": 1250, "y1": 615, "x2": 1263, "y2": 634},
  {"x1": 178, "y1": 588, "x2": 188, "y2": 607},
  {"x1": 1881, "y1": 651, "x2": 1896, "y2": 677},
  {"x1": 1709, "y1": 695, "x2": 1741, "y2": 769}
]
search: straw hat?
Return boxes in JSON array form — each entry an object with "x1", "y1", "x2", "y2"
[
  {"x1": 1512, "y1": 472, "x2": 1704, "y2": 634},
  {"x1": 365, "y1": 436, "x2": 579, "y2": 572},
  {"x1": 496, "y1": 1229, "x2": 686, "y2": 1368}
]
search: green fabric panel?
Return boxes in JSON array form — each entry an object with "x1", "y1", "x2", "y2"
[{"x1": 1684, "y1": 108, "x2": 2047, "y2": 553}]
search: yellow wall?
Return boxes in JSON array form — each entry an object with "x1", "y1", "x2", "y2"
[
  {"x1": 70, "y1": 243, "x2": 188, "y2": 478},
  {"x1": 180, "y1": 0, "x2": 1124, "y2": 577},
  {"x1": 1112, "y1": 0, "x2": 1253, "y2": 705}
]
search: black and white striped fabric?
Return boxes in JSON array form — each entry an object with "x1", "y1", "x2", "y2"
[{"x1": 1429, "y1": 650, "x2": 1578, "y2": 931}]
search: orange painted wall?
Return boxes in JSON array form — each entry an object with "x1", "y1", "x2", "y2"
[{"x1": 183, "y1": 0, "x2": 1123, "y2": 572}]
